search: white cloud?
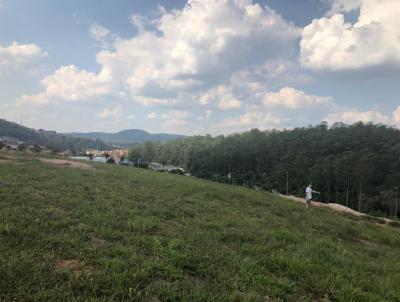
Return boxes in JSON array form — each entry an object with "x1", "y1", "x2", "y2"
[
  {"x1": 95, "y1": 0, "x2": 300, "y2": 99},
  {"x1": 198, "y1": 85, "x2": 241, "y2": 110},
  {"x1": 301, "y1": 0, "x2": 400, "y2": 71},
  {"x1": 0, "y1": 41, "x2": 46, "y2": 75},
  {"x1": 263, "y1": 87, "x2": 333, "y2": 109},
  {"x1": 97, "y1": 105, "x2": 123, "y2": 119},
  {"x1": 17, "y1": 65, "x2": 111, "y2": 105},
  {"x1": 16, "y1": 0, "x2": 301, "y2": 124},
  {"x1": 157, "y1": 110, "x2": 191, "y2": 131},
  {"x1": 147, "y1": 112, "x2": 159, "y2": 119},
  {"x1": 324, "y1": 109, "x2": 391, "y2": 125},
  {"x1": 255, "y1": 59, "x2": 312, "y2": 85},
  {"x1": 126, "y1": 114, "x2": 136, "y2": 120},
  {"x1": 134, "y1": 96, "x2": 177, "y2": 106},
  {"x1": 325, "y1": 0, "x2": 362, "y2": 15},
  {"x1": 220, "y1": 110, "x2": 283, "y2": 130},
  {"x1": 90, "y1": 24, "x2": 111, "y2": 49},
  {"x1": 393, "y1": 106, "x2": 400, "y2": 125}
]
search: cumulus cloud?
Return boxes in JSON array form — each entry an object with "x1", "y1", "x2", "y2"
[
  {"x1": 325, "y1": 0, "x2": 362, "y2": 15},
  {"x1": 0, "y1": 41, "x2": 46, "y2": 75},
  {"x1": 90, "y1": 24, "x2": 112, "y2": 49},
  {"x1": 134, "y1": 96, "x2": 177, "y2": 106},
  {"x1": 16, "y1": 0, "x2": 300, "y2": 113},
  {"x1": 220, "y1": 110, "x2": 283, "y2": 130},
  {"x1": 98, "y1": 105, "x2": 123, "y2": 119},
  {"x1": 324, "y1": 109, "x2": 392, "y2": 125},
  {"x1": 263, "y1": 87, "x2": 333, "y2": 109},
  {"x1": 157, "y1": 110, "x2": 191, "y2": 130},
  {"x1": 18, "y1": 65, "x2": 112, "y2": 105},
  {"x1": 301, "y1": 0, "x2": 400, "y2": 71},
  {"x1": 198, "y1": 85, "x2": 241, "y2": 110},
  {"x1": 392, "y1": 106, "x2": 400, "y2": 125},
  {"x1": 95, "y1": 0, "x2": 300, "y2": 100}
]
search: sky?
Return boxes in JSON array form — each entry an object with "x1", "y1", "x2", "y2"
[{"x1": 1, "y1": 0, "x2": 400, "y2": 135}]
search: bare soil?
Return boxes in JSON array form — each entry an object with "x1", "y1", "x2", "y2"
[
  {"x1": 38, "y1": 158, "x2": 95, "y2": 170},
  {"x1": 55, "y1": 260, "x2": 97, "y2": 275},
  {"x1": 278, "y1": 194, "x2": 396, "y2": 224}
]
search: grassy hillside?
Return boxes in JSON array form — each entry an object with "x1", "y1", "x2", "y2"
[
  {"x1": 0, "y1": 152, "x2": 399, "y2": 301},
  {"x1": 0, "y1": 118, "x2": 110, "y2": 151}
]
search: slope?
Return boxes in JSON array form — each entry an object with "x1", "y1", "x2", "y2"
[
  {"x1": 0, "y1": 118, "x2": 110, "y2": 152},
  {"x1": 0, "y1": 151, "x2": 399, "y2": 301}
]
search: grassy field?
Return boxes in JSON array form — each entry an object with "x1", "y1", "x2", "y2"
[{"x1": 0, "y1": 151, "x2": 400, "y2": 302}]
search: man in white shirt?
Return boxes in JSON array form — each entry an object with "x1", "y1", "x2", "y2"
[{"x1": 305, "y1": 184, "x2": 320, "y2": 208}]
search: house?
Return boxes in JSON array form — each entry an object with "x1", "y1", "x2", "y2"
[
  {"x1": 59, "y1": 150, "x2": 73, "y2": 157},
  {"x1": 86, "y1": 149, "x2": 105, "y2": 157},
  {"x1": 0, "y1": 137, "x2": 23, "y2": 150},
  {"x1": 149, "y1": 162, "x2": 187, "y2": 175},
  {"x1": 109, "y1": 149, "x2": 128, "y2": 163},
  {"x1": 26, "y1": 145, "x2": 50, "y2": 153}
]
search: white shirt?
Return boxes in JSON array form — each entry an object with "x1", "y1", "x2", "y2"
[{"x1": 306, "y1": 186, "x2": 313, "y2": 200}]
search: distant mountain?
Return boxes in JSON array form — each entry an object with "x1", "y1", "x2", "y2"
[
  {"x1": 0, "y1": 119, "x2": 110, "y2": 152},
  {"x1": 67, "y1": 129, "x2": 187, "y2": 147}
]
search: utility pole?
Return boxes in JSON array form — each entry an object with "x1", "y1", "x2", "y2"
[
  {"x1": 395, "y1": 186, "x2": 398, "y2": 221},
  {"x1": 346, "y1": 176, "x2": 349, "y2": 208},
  {"x1": 358, "y1": 182, "x2": 362, "y2": 211},
  {"x1": 228, "y1": 163, "x2": 232, "y2": 184},
  {"x1": 336, "y1": 184, "x2": 339, "y2": 203},
  {"x1": 286, "y1": 171, "x2": 289, "y2": 195}
]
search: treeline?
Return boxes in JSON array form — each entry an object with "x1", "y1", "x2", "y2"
[
  {"x1": 129, "y1": 122, "x2": 400, "y2": 218},
  {"x1": 0, "y1": 119, "x2": 110, "y2": 152}
]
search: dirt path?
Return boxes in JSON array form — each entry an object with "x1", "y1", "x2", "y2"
[
  {"x1": 279, "y1": 194, "x2": 366, "y2": 217},
  {"x1": 38, "y1": 158, "x2": 95, "y2": 170},
  {"x1": 278, "y1": 194, "x2": 399, "y2": 226}
]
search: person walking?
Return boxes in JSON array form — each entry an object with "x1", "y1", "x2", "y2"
[{"x1": 305, "y1": 184, "x2": 320, "y2": 208}]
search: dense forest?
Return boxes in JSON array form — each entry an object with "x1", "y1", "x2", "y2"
[
  {"x1": 0, "y1": 119, "x2": 110, "y2": 152},
  {"x1": 129, "y1": 122, "x2": 400, "y2": 218}
]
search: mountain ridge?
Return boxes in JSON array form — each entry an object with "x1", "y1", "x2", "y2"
[{"x1": 67, "y1": 129, "x2": 187, "y2": 146}]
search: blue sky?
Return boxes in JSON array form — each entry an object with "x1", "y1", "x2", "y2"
[{"x1": 1, "y1": 0, "x2": 400, "y2": 134}]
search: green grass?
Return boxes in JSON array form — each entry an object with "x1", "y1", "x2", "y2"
[{"x1": 1, "y1": 152, "x2": 400, "y2": 301}]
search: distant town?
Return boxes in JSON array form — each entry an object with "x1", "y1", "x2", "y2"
[{"x1": 0, "y1": 135, "x2": 188, "y2": 175}]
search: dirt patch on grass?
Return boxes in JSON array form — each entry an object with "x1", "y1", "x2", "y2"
[
  {"x1": 279, "y1": 194, "x2": 400, "y2": 227},
  {"x1": 55, "y1": 260, "x2": 98, "y2": 275},
  {"x1": 145, "y1": 297, "x2": 162, "y2": 302},
  {"x1": 0, "y1": 159, "x2": 11, "y2": 164},
  {"x1": 146, "y1": 278, "x2": 174, "y2": 290},
  {"x1": 39, "y1": 158, "x2": 95, "y2": 171},
  {"x1": 279, "y1": 194, "x2": 365, "y2": 216},
  {"x1": 92, "y1": 238, "x2": 107, "y2": 248}
]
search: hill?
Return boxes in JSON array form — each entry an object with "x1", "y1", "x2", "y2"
[
  {"x1": 67, "y1": 129, "x2": 186, "y2": 147},
  {"x1": 0, "y1": 118, "x2": 110, "y2": 152},
  {"x1": 129, "y1": 122, "x2": 400, "y2": 218},
  {"x1": 0, "y1": 151, "x2": 399, "y2": 301}
]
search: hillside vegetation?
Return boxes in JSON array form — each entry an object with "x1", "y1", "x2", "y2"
[
  {"x1": 0, "y1": 151, "x2": 399, "y2": 301},
  {"x1": 0, "y1": 118, "x2": 109, "y2": 152},
  {"x1": 129, "y1": 122, "x2": 400, "y2": 218}
]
